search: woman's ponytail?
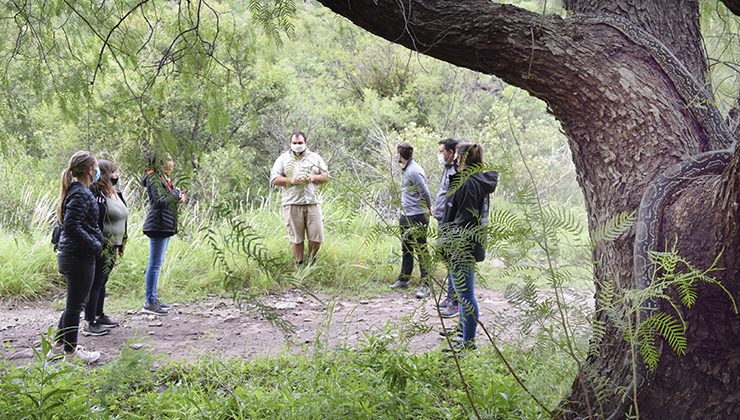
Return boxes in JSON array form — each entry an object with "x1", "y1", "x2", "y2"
[{"x1": 56, "y1": 150, "x2": 97, "y2": 222}]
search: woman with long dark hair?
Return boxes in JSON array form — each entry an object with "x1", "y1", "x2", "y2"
[
  {"x1": 141, "y1": 153, "x2": 186, "y2": 315},
  {"x1": 441, "y1": 143, "x2": 498, "y2": 353},
  {"x1": 83, "y1": 159, "x2": 128, "y2": 336},
  {"x1": 53, "y1": 150, "x2": 104, "y2": 363}
]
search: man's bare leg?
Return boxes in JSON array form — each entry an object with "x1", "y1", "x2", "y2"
[
  {"x1": 292, "y1": 242, "x2": 305, "y2": 264},
  {"x1": 307, "y1": 241, "x2": 321, "y2": 264}
]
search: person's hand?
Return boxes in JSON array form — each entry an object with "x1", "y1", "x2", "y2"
[
  {"x1": 291, "y1": 176, "x2": 308, "y2": 185},
  {"x1": 179, "y1": 192, "x2": 188, "y2": 203}
]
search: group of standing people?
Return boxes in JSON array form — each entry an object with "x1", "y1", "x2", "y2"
[
  {"x1": 52, "y1": 151, "x2": 184, "y2": 363},
  {"x1": 51, "y1": 132, "x2": 494, "y2": 362},
  {"x1": 389, "y1": 139, "x2": 498, "y2": 352}
]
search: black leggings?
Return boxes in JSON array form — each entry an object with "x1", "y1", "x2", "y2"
[
  {"x1": 85, "y1": 245, "x2": 118, "y2": 323},
  {"x1": 56, "y1": 253, "x2": 95, "y2": 352},
  {"x1": 399, "y1": 213, "x2": 430, "y2": 282}
]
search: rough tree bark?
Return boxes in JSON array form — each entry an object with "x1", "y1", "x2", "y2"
[{"x1": 315, "y1": 0, "x2": 740, "y2": 418}]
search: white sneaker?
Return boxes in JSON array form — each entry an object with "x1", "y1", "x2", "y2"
[{"x1": 66, "y1": 345, "x2": 101, "y2": 364}]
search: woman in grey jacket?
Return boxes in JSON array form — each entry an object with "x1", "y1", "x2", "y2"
[{"x1": 84, "y1": 159, "x2": 129, "y2": 336}]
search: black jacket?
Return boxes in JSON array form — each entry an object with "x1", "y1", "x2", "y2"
[
  {"x1": 441, "y1": 170, "x2": 498, "y2": 262},
  {"x1": 142, "y1": 171, "x2": 181, "y2": 237},
  {"x1": 57, "y1": 182, "x2": 105, "y2": 256},
  {"x1": 90, "y1": 185, "x2": 128, "y2": 246}
]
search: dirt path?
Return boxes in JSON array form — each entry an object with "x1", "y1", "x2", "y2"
[{"x1": 1, "y1": 288, "x2": 593, "y2": 364}]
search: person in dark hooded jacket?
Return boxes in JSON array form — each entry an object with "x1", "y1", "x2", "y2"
[
  {"x1": 440, "y1": 143, "x2": 498, "y2": 353},
  {"x1": 141, "y1": 153, "x2": 186, "y2": 315}
]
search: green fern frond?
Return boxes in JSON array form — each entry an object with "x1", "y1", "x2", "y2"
[
  {"x1": 591, "y1": 211, "x2": 636, "y2": 245},
  {"x1": 648, "y1": 312, "x2": 687, "y2": 356},
  {"x1": 542, "y1": 206, "x2": 583, "y2": 236},
  {"x1": 638, "y1": 325, "x2": 660, "y2": 373}
]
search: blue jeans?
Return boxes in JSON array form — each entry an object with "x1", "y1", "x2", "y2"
[
  {"x1": 145, "y1": 236, "x2": 170, "y2": 304},
  {"x1": 451, "y1": 263, "x2": 478, "y2": 343}
]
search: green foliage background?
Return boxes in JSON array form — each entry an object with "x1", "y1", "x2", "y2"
[{"x1": 0, "y1": 0, "x2": 736, "y2": 418}]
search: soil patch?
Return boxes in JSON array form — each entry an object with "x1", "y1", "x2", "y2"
[{"x1": 1, "y1": 287, "x2": 593, "y2": 364}]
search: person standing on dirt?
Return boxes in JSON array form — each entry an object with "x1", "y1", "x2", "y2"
[
  {"x1": 390, "y1": 142, "x2": 433, "y2": 299},
  {"x1": 433, "y1": 138, "x2": 459, "y2": 318},
  {"x1": 53, "y1": 150, "x2": 105, "y2": 363},
  {"x1": 440, "y1": 143, "x2": 497, "y2": 353},
  {"x1": 83, "y1": 159, "x2": 128, "y2": 336},
  {"x1": 270, "y1": 131, "x2": 329, "y2": 266},
  {"x1": 142, "y1": 153, "x2": 186, "y2": 316}
]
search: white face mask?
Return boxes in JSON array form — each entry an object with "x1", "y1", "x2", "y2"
[
  {"x1": 438, "y1": 153, "x2": 446, "y2": 165},
  {"x1": 291, "y1": 143, "x2": 306, "y2": 154}
]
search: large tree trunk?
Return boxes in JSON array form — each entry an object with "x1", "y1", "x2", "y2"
[{"x1": 315, "y1": 0, "x2": 740, "y2": 417}]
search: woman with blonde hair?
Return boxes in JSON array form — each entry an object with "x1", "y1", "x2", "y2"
[{"x1": 53, "y1": 150, "x2": 105, "y2": 363}]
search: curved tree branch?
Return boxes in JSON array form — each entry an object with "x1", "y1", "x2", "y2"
[{"x1": 720, "y1": 0, "x2": 740, "y2": 16}]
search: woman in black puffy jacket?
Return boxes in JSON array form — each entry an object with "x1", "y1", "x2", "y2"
[
  {"x1": 53, "y1": 150, "x2": 104, "y2": 363},
  {"x1": 141, "y1": 153, "x2": 186, "y2": 315}
]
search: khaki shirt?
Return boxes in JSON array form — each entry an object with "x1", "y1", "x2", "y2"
[{"x1": 270, "y1": 150, "x2": 328, "y2": 206}]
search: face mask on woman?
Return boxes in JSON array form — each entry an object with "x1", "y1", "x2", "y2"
[
  {"x1": 111, "y1": 177, "x2": 119, "y2": 186},
  {"x1": 92, "y1": 167, "x2": 101, "y2": 183},
  {"x1": 291, "y1": 143, "x2": 306, "y2": 154}
]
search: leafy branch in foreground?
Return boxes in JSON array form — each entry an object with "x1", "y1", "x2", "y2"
[{"x1": 202, "y1": 204, "x2": 298, "y2": 334}]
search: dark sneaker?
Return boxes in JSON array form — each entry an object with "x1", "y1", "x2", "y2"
[
  {"x1": 439, "y1": 326, "x2": 462, "y2": 338},
  {"x1": 389, "y1": 280, "x2": 410, "y2": 289},
  {"x1": 81, "y1": 322, "x2": 110, "y2": 337},
  {"x1": 142, "y1": 301, "x2": 169, "y2": 316},
  {"x1": 439, "y1": 305, "x2": 459, "y2": 319},
  {"x1": 97, "y1": 314, "x2": 119, "y2": 328},
  {"x1": 155, "y1": 299, "x2": 171, "y2": 311},
  {"x1": 442, "y1": 340, "x2": 477, "y2": 355},
  {"x1": 415, "y1": 284, "x2": 430, "y2": 299}
]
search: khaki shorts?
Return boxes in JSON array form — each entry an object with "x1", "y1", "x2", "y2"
[{"x1": 282, "y1": 204, "x2": 324, "y2": 244}]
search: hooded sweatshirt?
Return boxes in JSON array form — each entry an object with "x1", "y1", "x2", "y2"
[{"x1": 441, "y1": 170, "x2": 498, "y2": 262}]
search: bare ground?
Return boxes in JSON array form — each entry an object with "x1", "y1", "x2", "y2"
[{"x1": 1, "y1": 287, "x2": 593, "y2": 365}]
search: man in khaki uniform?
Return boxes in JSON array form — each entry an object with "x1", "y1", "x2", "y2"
[{"x1": 270, "y1": 132, "x2": 329, "y2": 266}]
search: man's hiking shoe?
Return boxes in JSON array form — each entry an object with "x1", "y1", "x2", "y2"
[
  {"x1": 97, "y1": 314, "x2": 119, "y2": 328},
  {"x1": 156, "y1": 299, "x2": 171, "y2": 311},
  {"x1": 390, "y1": 280, "x2": 410, "y2": 289},
  {"x1": 439, "y1": 305, "x2": 459, "y2": 319},
  {"x1": 66, "y1": 345, "x2": 100, "y2": 364},
  {"x1": 415, "y1": 284, "x2": 430, "y2": 299},
  {"x1": 442, "y1": 340, "x2": 477, "y2": 355},
  {"x1": 81, "y1": 322, "x2": 110, "y2": 336},
  {"x1": 142, "y1": 301, "x2": 169, "y2": 316}
]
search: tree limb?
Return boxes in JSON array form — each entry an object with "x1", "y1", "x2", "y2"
[
  {"x1": 720, "y1": 0, "x2": 740, "y2": 16},
  {"x1": 90, "y1": 0, "x2": 151, "y2": 87}
]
